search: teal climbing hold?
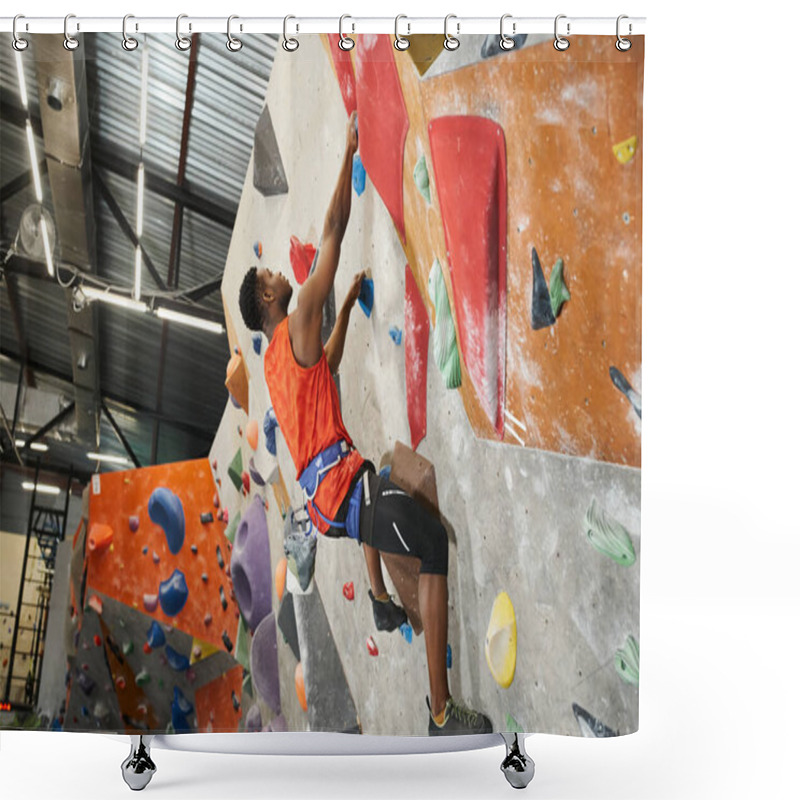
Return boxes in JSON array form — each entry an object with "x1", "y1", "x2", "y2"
[
  {"x1": 358, "y1": 277, "x2": 374, "y2": 317},
  {"x1": 228, "y1": 449, "x2": 244, "y2": 492},
  {"x1": 549, "y1": 258, "x2": 570, "y2": 318},
  {"x1": 414, "y1": 154, "x2": 431, "y2": 204},
  {"x1": 352, "y1": 154, "x2": 366, "y2": 196},
  {"x1": 225, "y1": 510, "x2": 241, "y2": 544},
  {"x1": 428, "y1": 259, "x2": 461, "y2": 389},
  {"x1": 582, "y1": 497, "x2": 636, "y2": 566},
  {"x1": 135, "y1": 669, "x2": 150, "y2": 687},
  {"x1": 614, "y1": 635, "x2": 640, "y2": 686},
  {"x1": 446, "y1": 643, "x2": 452, "y2": 669},
  {"x1": 505, "y1": 713, "x2": 525, "y2": 734}
]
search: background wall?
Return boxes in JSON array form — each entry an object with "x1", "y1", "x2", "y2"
[{"x1": 1, "y1": 1, "x2": 798, "y2": 799}]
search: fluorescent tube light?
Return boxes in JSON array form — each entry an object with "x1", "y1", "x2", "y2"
[
  {"x1": 136, "y1": 163, "x2": 145, "y2": 238},
  {"x1": 22, "y1": 481, "x2": 60, "y2": 496},
  {"x1": 87, "y1": 452, "x2": 129, "y2": 465},
  {"x1": 15, "y1": 50, "x2": 28, "y2": 109},
  {"x1": 15, "y1": 439, "x2": 49, "y2": 452},
  {"x1": 40, "y1": 216, "x2": 54, "y2": 276},
  {"x1": 134, "y1": 246, "x2": 142, "y2": 301},
  {"x1": 83, "y1": 285, "x2": 147, "y2": 313},
  {"x1": 139, "y1": 48, "x2": 149, "y2": 148},
  {"x1": 25, "y1": 120, "x2": 43, "y2": 203},
  {"x1": 156, "y1": 307, "x2": 224, "y2": 334}
]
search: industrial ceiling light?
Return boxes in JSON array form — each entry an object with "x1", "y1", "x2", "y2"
[
  {"x1": 15, "y1": 439, "x2": 49, "y2": 452},
  {"x1": 25, "y1": 120, "x2": 43, "y2": 203},
  {"x1": 14, "y1": 50, "x2": 28, "y2": 109},
  {"x1": 22, "y1": 481, "x2": 60, "y2": 495},
  {"x1": 87, "y1": 452, "x2": 129, "y2": 465},
  {"x1": 155, "y1": 307, "x2": 225, "y2": 334},
  {"x1": 82, "y1": 285, "x2": 147, "y2": 313}
]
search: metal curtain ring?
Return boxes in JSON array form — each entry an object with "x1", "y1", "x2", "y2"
[
  {"x1": 616, "y1": 15, "x2": 632, "y2": 51},
  {"x1": 554, "y1": 14, "x2": 570, "y2": 51},
  {"x1": 176, "y1": 14, "x2": 192, "y2": 51},
  {"x1": 499, "y1": 14, "x2": 516, "y2": 50},
  {"x1": 122, "y1": 15, "x2": 138, "y2": 51},
  {"x1": 227, "y1": 15, "x2": 243, "y2": 51},
  {"x1": 63, "y1": 13, "x2": 79, "y2": 51},
  {"x1": 339, "y1": 14, "x2": 355, "y2": 51},
  {"x1": 12, "y1": 15, "x2": 29, "y2": 51},
  {"x1": 394, "y1": 15, "x2": 410, "y2": 50},
  {"x1": 283, "y1": 15, "x2": 299, "y2": 52},
  {"x1": 443, "y1": 14, "x2": 460, "y2": 51}
]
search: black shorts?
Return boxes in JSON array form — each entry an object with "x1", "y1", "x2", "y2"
[{"x1": 336, "y1": 466, "x2": 448, "y2": 576}]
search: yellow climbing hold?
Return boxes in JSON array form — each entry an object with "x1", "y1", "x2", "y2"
[
  {"x1": 613, "y1": 135, "x2": 637, "y2": 164},
  {"x1": 190, "y1": 637, "x2": 219, "y2": 666},
  {"x1": 485, "y1": 591, "x2": 517, "y2": 689}
]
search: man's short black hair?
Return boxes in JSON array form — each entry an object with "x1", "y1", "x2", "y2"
[{"x1": 239, "y1": 266, "x2": 263, "y2": 331}]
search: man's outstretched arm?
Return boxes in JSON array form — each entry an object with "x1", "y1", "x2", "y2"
[
  {"x1": 290, "y1": 112, "x2": 358, "y2": 367},
  {"x1": 325, "y1": 271, "x2": 365, "y2": 374}
]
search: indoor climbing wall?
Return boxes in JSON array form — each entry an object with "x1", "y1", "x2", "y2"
[{"x1": 214, "y1": 34, "x2": 641, "y2": 738}]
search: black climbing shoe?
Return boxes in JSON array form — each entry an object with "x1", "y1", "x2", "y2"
[
  {"x1": 368, "y1": 589, "x2": 407, "y2": 632},
  {"x1": 427, "y1": 696, "x2": 493, "y2": 736}
]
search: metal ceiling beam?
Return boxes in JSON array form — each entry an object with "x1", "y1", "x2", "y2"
[
  {"x1": 1, "y1": 95, "x2": 236, "y2": 230},
  {"x1": 182, "y1": 274, "x2": 222, "y2": 302},
  {"x1": 17, "y1": 401, "x2": 75, "y2": 452},
  {"x1": 1, "y1": 274, "x2": 36, "y2": 387},
  {"x1": 0, "y1": 160, "x2": 47, "y2": 205},
  {"x1": 101, "y1": 401, "x2": 142, "y2": 468},
  {"x1": 93, "y1": 169, "x2": 168, "y2": 291}
]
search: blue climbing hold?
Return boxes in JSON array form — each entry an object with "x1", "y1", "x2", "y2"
[
  {"x1": 263, "y1": 407, "x2": 278, "y2": 456},
  {"x1": 389, "y1": 326, "x2": 403, "y2": 345},
  {"x1": 379, "y1": 465, "x2": 391, "y2": 481},
  {"x1": 230, "y1": 393, "x2": 241, "y2": 409},
  {"x1": 446, "y1": 643, "x2": 452, "y2": 669},
  {"x1": 358, "y1": 278, "x2": 374, "y2": 318},
  {"x1": 159, "y1": 569, "x2": 189, "y2": 617},
  {"x1": 352, "y1": 154, "x2": 366, "y2": 197},
  {"x1": 171, "y1": 686, "x2": 194, "y2": 732},
  {"x1": 165, "y1": 645, "x2": 190, "y2": 672},
  {"x1": 252, "y1": 332, "x2": 262, "y2": 356},
  {"x1": 148, "y1": 487, "x2": 185, "y2": 555},
  {"x1": 400, "y1": 621, "x2": 413, "y2": 644},
  {"x1": 253, "y1": 241, "x2": 263, "y2": 259},
  {"x1": 146, "y1": 620, "x2": 166, "y2": 650}
]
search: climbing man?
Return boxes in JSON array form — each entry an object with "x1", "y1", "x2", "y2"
[{"x1": 238, "y1": 111, "x2": 492, "y2": 737}]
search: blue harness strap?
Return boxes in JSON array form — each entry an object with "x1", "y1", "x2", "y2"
[{"x1": 299, "y1": 440, "x2": 362, "y2": 540}]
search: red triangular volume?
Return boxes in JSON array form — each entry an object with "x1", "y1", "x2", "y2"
[
  {"x1": 428, "y1": 116, "x2": 508, "y2": 439},
  {"x1": 404, "y1": 264, "x2": 430, "y2": 450},
  {"x1": 327, "y1": 35, "x2": 357, "y2": 116},
  {"x1": 289, "y1": 236, "x2": 317, "y2": 285},
  {"x1": 355, "y1": 34, "x2": 409, "y2": 242}
]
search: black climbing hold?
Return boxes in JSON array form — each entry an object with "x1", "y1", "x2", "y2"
[
  {"x1": 530, "y1": 248, "x2": 556, "y2": 330},
  {"x1": 216, "y1": 545, "x2": 225, "y2": 569},
  {"x1": 221, "y1": 630, "x2": 234, "y2": 652},
  {"x1": 480, "y1": 33, "x2": 528, "y2": 58},
  {"x1": 609, "y1": 366, "x2": 642, "y2": 418},
  {"x1": 231, "y1": 691, "x2": 240, "y2": 712},
  {"x1": 191, "y1": 544, "x2": 198, "y2": 555},
  {"x1": 277, "y1": 594, "x2": 300, "y2": 662},
  {"x1": 201, "y1": 573, "x2": 208, "y2": 583},
  {"x1": 572, "y1": 702, "x2": 619, "y2": 738},
  {"x1": 200, "y1": 512, "x2": 213, "y2": 524},
  {"x1": 219, "y1": 586, "x2": 228, "y2": 611}
]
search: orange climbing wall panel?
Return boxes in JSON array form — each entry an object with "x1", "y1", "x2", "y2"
[
  {"x1": 86, "y1": 460, "x2": 240, "y2": 654},
  {"x1": 398, "y1": 36, "x2": 643, "y2": 467},
  {"x1": 194, "y1": 664, "x2": 244, "y2": 733}
]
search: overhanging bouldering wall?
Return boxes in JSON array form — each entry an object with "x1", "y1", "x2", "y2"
[{"x1": 215, "y1": 34, "x2": 641, "y2": 739}]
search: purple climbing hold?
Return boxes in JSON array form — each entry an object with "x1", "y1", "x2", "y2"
[
  {"x1": 263, "y1": 407, "x2": 278, "y2": 456},
  {"x1": 221, "y1": 629, "x2": 234, "y2": 652},
  {"x1": 252, "y1": 332, "x2": 263, "y2": 356},
  {"x1": 152, "y1": 552, "x2": 160, "y2": 564},
  {"x1": 148, "y1": 487, "x2": 185, "y2": 555},
  {"x1": 267, "y1": 713, "x2": 288, "y2": 733},
  {"x1": 200, "y1": 512, "x2": 213, "y2": 524},
  {"x1": 231, "y1": 499, "x2": 272, "y2": 630},
  {"x1": 352, "y1": 153, "x2": 366, "y2": 196},
  {"x1": 77, "y1": 671, "x2": 95, "y2": 696},
  {"x1": 204, "y1": 612, "x2": 212, "y2": 626},
  {"x1": 245, "y1": 704, "x2": 263, "y2": 732},
  {"x1": 250, "y1": 612, "x2": 280, "y2": 714},
  {"x1": 230, "y1": 393, "x2": 241, "y2": 410},
  {"x1": 146, "y1": 620, "x2": 166, "y2": 650},
  {"x1": 159, "y1": 569, "x2": 189, "y2": 617},
  {"x1": 129, "y1": 516, "x2": 139, "y2": 533},
  {"x1": 165, "y1": 645, "x2": 190, "y2": 672},
  {"x1": 249, "y1": 458, "x2": 265, "y2": 487},
  {"x1": 171, "y1": 686, "x2": 194, "y2": 732},
  {"x1": 358, "y1": 277, "x2": 374, "y2": 318},
  {"x1": 143, "y1": 593, "x2": 159, "y2": 613}
]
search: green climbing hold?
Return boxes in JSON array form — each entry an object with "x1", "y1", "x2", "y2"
[
  {"x1": 135, "y1": 669, "x2": 150, "y2": 687},
  {"x1": 228, "y1": 449, "x2": 243, "y2": 492},
  {"x1": 614, "y1": 635, "x2": 640, "y2": 686},
  {"x1": 582, "y1": 497, "x2": 636, "y2": 566},
  {"x1": 234, "y1": 613, "x2": 250, "y2": 671},
  {"x1": 505, "y1": 713, "x2": 525, "y2": 734},
  {"x1": 414, "y1": 154, "x2": 431, "y2": 204},
  {"x1": 549, "y1": 258, "x2": 571, "y2": 318},
  {"x1": 428, "y1": 259, "x2": 461, "y2": 389},
  {"x1": 225, "y1": 510, "x2": 241, "y2": 544},
  {"x1": 122, "y1": 641, "x2": 134, "y2": 656}
]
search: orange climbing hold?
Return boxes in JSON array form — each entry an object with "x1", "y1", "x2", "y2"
[
  {"x1": 87, "y1": 523, "x2": 113, "y2": 554},
  {"x1": 275, "y1": 557, "x2": 287, "y2": 602},
  {"x1": 295, "y1": 662, "x2": 307, "y2": 712}
]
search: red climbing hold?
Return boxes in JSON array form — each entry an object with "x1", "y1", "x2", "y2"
[
  {"x1": 143, "y1": 642, "x2": 152, "y2": 655},
  {"x1": 289, "y1": 236, "x2": 317, "y2": 286},
  {"x1": 343, "y1": 582, "x2": 355, "y2": 601},
  {"x1": 428, "y1": 116, "x2": 508, "y2": 438},
  {"x1": 404, "y1": 264, "x2": 430, "y2": 449},
  {"x1": 355, "y1": 34, "x2": 409, "y2": 242},
  {"x1": 327, "y1": 35, "x2": 357, "y2": 115},
  {"x1": 93, "y1": 634, "x2": 102, "y2": 647},
  {"x1": 366, "y1": 636, "x2": 379, "y2": 657},
  {"x1": 241, "y1": 471, "x2": 251, "y2": 495}
]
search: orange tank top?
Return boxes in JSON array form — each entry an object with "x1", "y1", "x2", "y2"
[{"x1": 263, "y1": 316, "x2": 364, "y2": 534}]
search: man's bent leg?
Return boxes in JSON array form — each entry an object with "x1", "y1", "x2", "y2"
[
  {"x1": 419, "y1": 572, "x2": 449, "y2": 717},
  {"x1": 363, "y1": 543, "x2": 388, "y2": 597}
]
